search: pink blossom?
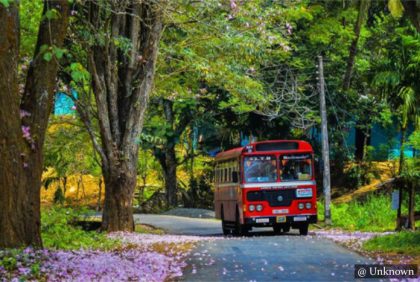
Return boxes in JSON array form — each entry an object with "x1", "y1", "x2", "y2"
[
  {"x1": 71, "y1": 105, "x2": 77, "y2": 110},
  {"x1": 21, "y1": 126, "x2": 31, "y2": 140},
  {"x1": 230, "y1": 0, "x2": 237, "y2": 10},
  {"x1": 286, "y1": 22, "x2": 293, "y2": 35},
  {"x1": 279, "y1": 42, "x2": 291, "y2": 52},
  {"x1": 19, "y1": 109, "x2": 31, "y2": 119}
]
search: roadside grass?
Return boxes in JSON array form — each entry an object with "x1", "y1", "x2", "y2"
[
  {"x1": 41, "y1": 206, "x2": 120, "y2": 250},
  {"x1": 135, "y1": 224, "x2": 165, "y2": 235},
  {"x1": 363, "y1": 231, "x2": 420, "y2": 256},
  {"x1": 317, "y1": 194, "x2": 396, "y2": 231}
]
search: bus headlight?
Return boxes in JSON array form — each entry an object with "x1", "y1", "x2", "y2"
[
  {"x1": 256, "y1": 204, "x2": 263, "y2": 211},
  {"x1": 305, "y1": 202, "x2": 312, "y2": 209},
  {"x1": 298, "y1": 203, "x2": 304, "y2": 210},
  {"x1": 249, "y1": 205, "x2": 255, "y2": 212}
]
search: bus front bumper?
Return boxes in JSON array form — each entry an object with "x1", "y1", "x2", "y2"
[{"x1": 244, "y1": 214, "x2": 317, "y2": 226}]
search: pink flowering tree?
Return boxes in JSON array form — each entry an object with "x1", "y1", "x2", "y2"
[{"x1": 0, "y1": 0, "x2": 70, "y2": 247}]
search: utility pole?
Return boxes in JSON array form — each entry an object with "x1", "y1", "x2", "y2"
[{"x1": 318, "y1": 55, "x2": 332, "y2": 225}]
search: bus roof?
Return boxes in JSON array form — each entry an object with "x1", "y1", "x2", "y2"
[{"x1": 215, "y1": 140, "x2": 313, "y2": 161}]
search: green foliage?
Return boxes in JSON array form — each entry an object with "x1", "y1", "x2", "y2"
[
  {"x1": 0, "y1": 254, "x2": 17, "y2": 271},
  {"x1": 20, "y1": 0, "x2": 43, "y2": 57},
  {"x1": 43, "y1": 8, "x2": 60, "y2": 20},
  {"x1": 69, "y1": 62, "x2": 90, "y2": 83},
  {"x1": 363, "y1": 231, "x2": 420, "y2": 255},
  {"x1": 39, "y1": 44, "x2": 67, "y2": 62},
  {"x1": 0, "y1": 0, "x2": 11, "y2": 8},
  {"x1": 43, "y1": 121, "x2": 100, "y2": 190},
  {"x1": 408, "y1": 130, "x2": 420, "y2": 150},
  {"x1": 41, "y1": 207, "x2": 119, "y2": 250},
  {"x1": 53, "y1": 187, "x2": 65, "y2": 204},
  {"x1": 318, "y1": 195, "x2": 397, "y2": 231},
  {"x1": 388, "y1": 0, "x2": 404, "y2": 18},
  {"x1": 344, "y1": 162, "x2": 378, "y2": 188}
]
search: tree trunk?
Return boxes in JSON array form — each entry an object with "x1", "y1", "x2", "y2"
[
  {"x1": 96, "y1": 178, "x2": 103, "y2": 211},
  {"x1": 102, "y1": 163, "x2": 137, "y2": 231},
  {"x1": 407, "y1": 181, "x2": 415, "y2": 230},
  {"x1": 62, "y1": 176, "x2": 67, "y2": 197},
  {"x1": 84, "y1": 1, "x2": 164, "y2": 232},
  {"x1": 0, "y1": 3, "x2": 29, "y2": 248},
  {"x1": 343, "y1": 0, "x2": 370, "y2": 90},
  {"x1": 398, "y1": 126, "x2": 406, "y2": 175},
  {"x1": 0, "y1": 0, "x2": 69, "y2": 248},
  {"x1": 165, "y1": 144, "x2": 178, "y2": 207},
  {"x1": 402, "y1": 1, "x2": 420, "y2": 32},
  {"x1": 396, "y1": 126, "x2": 406, "y2": 230},
  {"x1": 355, "y1": 128, "x2": 369, "y2": 161}
]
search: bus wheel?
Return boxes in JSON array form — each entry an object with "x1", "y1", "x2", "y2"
[
  {"x1": 282, "y1": 225, "x2": 290, "y2": 233},
  {"x1": 221, "y1": 207, "x2": 230, "y2": 236},
  {"x1": 234, "y1": 209, "x2": 247, "y2": 236},
  {"x1": 299, "y1": 224, "x2": 308, "y2": 236}
]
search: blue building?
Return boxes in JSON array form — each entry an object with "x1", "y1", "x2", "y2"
[{"x1": 54, "y1": 90, "x2": 77, "y2": 115}]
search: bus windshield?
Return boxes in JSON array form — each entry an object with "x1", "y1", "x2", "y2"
[
  {"x1": 280, "y1": 154, "x2": 312, "y2": 181},
  {"x1": 244, "y1": 155, "x2": 277, "y2": 183}
]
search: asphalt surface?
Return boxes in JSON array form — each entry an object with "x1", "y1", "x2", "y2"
[
  {"x1": 134, "y1": 214, "x2": 221, "y2": 235},
  {"x1": 135, "y1": 214, "x2": 374, "y2": 281}
]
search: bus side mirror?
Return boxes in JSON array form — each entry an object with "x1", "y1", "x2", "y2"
[{"x1": 232, "y1": 171, "x2": 239, "y2": 183}]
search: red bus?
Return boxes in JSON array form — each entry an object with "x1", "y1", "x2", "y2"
[{"x1": 214, "y1": 140, "x2": 317, "y2": 236}]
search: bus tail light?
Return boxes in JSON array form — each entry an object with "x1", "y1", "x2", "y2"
[
  {"x1": 298, "y1": 203, "x2": 304, "y2": 210},
  {"x1": 256, "y1": 204, "x2": 263, "y2": 212},
  {"x1": 305, "y1": 203, "x2": 312, "y2": 209},
  {"x1": 249, "y1": 205, "x2": 255, "y2": 212}
]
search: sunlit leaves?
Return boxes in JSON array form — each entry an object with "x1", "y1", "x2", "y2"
[
  {"x1": 39, "y1": 44, "x2": 67, "y2": 62},
  {"x1": 388, "y1": 0, "x2": 404, "y2": 18},
  {"x1": 69, "y1": 63, "x2": 90, "y2": 83}
]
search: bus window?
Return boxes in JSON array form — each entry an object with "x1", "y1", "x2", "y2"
[
  {"x1": 280, "y1": 154, "x2": 312, "y2": 181},
  {"x1": 244, "y1": 155, "x2": 277, "y2": 183}
]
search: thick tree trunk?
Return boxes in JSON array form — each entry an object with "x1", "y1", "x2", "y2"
[
  {"x1": 0, "y1": 3, "x2": 30, "y2": 248},
  {"x1": 102, "y1": 163, "x2": 137, "y2": 231},
  {"x1": 0, "y1": 1, "x2": 69, "y2": 248},
  {"x1": 84, "y1": 0, "x2": 163, "y2": 232},
  {"x1": 164, "y1": 145, "x2": 178, "y2": 207}
]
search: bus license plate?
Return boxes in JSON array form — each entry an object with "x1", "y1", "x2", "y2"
[
  {"x1": 276, "y1": 216, "x2": 286, "y2": 223},
  {"x1": 296, "y1": 188, "x2": 312, "y2": 198},
  {"x1": 256, "y1": 218, "x2": 269, "y2": 223},
  {"x1": 273, "y1": 209, "x2": 289, "y2": 214},
  {"x1": 293, "y1": 216, "x2": 307, "y2": 222}
]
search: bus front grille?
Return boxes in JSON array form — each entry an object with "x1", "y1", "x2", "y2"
[{"x1": 247, "y1": 190, "x2": 295, "y2": 207}]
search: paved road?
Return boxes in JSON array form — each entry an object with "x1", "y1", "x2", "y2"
[
  {"x1": 135, "y1": 214, "x2": 373, "y2": 281},
  {"x1": 134, "y1": 214, "x2": 221, "y2": 236}
]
